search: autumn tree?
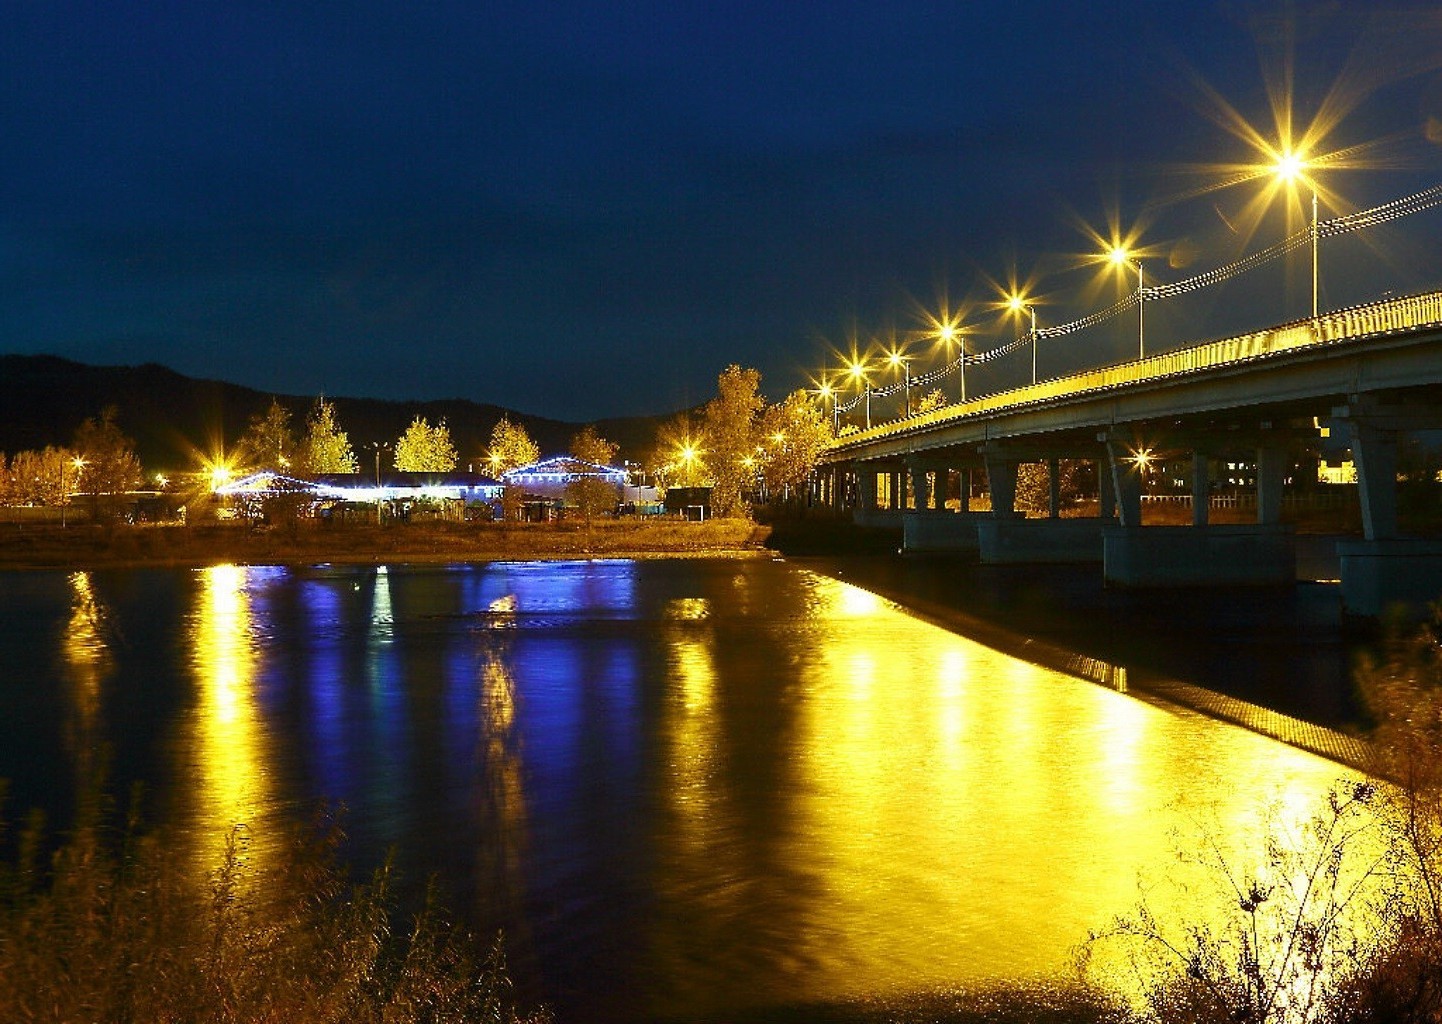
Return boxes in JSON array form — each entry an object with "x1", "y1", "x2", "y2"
[
  {"x1": 701, "y1": 365, "x2": 763, "y2": 518},
  {"x1": 394, "y1": 416, "x2": 458, "y2": 473},
  {"x1": 566, "y1": 425, "x2": 621, "y2": 521},
  {"x1": 6, "y1": 446, "x2": 78, "y2": 506},
  {"x1": 236, "y1": 398, "x2": 299, "y2": 473},
  {"x1": 298, "y1": 397, "x2": 357, "y2": 475},
  {"x1": 72, "y1": 408, "x2": 142, "y2": 515},
  {"x1": 486, "y1": 416, "x2": 540, "y2": 521},
  {"x1": 758, "y1": 389, "x2": 834, "y2": 505},
  {"x1": 486, "y1": 416, "x2": 540, "y2": 475}
]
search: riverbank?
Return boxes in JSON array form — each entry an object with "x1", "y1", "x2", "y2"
[{"x1": 0, "y1": 517, "x2": 771, "y2": 570}]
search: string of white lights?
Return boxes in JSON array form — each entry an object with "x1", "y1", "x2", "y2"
[{"x1": 826, "y1": 181, "x2": 1442, "y2": 407}]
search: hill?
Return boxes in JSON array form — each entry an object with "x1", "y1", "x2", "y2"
[{"x1": 0, "y1": 354, "x2": 675, "y2": 473}]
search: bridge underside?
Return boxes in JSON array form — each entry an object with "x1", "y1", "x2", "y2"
[{"x1": 814, "y1": 293, "x2": 1442, "y2": 620}]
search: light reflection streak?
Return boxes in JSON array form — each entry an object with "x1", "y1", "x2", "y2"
[
  {"x1": 779, "y1": 570, "x2": 1370, "y2": 1004},
  {"x1": 185, "y1": 564, "x2": 272, "y2": 882},
  {"x1": 60, "y1": 572, "x2": 113, "y2": 783}
]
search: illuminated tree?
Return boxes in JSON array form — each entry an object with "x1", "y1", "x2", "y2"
[
  {"x1": 914, "y1": 389, "x2": 946, "y2": 415},
  {"x1": 702, "y1": 364, "x2": 763, "y2": 518},
  {"x1": 72, "y1": 408, "x2": 142, "y2": 512},
  {"x1": 298, "y1": 397, "x2": 357, "y2": 475},
  {"x1": 235, "y1": 398, "x2": 298, "y2": 473},
  {"x1": 394, "y1": 416, "x2": 458, "y2": 473},
  {"x1": 566, "y1": 425, "x2": 621, "y2": 521},
  {"x1": 486, "y1": 416, "x2": 539, "y2": 475},
  {"x1": 6, "y1": 446, "x2": 77, "y2": 506},
  {"x1": 758, "y1": 389, "x2": 834, "y2": 504}
]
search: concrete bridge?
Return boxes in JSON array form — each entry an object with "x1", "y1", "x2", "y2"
[{"x1": 814, "y1": 289, "x2": 1442, "y2": 620}]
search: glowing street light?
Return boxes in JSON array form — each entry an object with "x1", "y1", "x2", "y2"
[
  {"x1": 1274, "y1": 150, "x2": 1320, "y2": 319},
  {"x1": 1108, "y1": 245, "x2": 1146, "y2": 359},
  {"x1": 816, "y1": 379, "x2": 839, "y2": 433},
  {"x1": 1006, "y1": 294, "x2": 1039, "y2": 384},
  {"x1": 885, "y1": 347, "x2": 911, "y2": 416},
  {"x1": 848, "y1": 359, "x2": 872, "y2": 429}
]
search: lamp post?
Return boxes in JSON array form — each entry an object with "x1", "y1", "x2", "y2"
[
  {"x1": 848, "y1": 360, "x2": 870, "y2": 429},
  {"x1": 937, "y1": 323, "x2": 966, "y2": 403},
  {"x1": 369, "y1": 441, "x2": 391, "y2": 524},
  {"x1": 1008, "y1": 295, "x2": 1038, "y2": 384},
  {"x1": 1273, "y1": 152, "x2": 1320, "y2": 319},
  {"x1": 886, "y1": 349, "x2": 911, "y2": 416},
  {"x1": 1108, "y1": 246, "x2": 1146, "y2": 359}
]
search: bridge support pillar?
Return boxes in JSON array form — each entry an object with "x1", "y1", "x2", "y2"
[
  {"x1": 907, "y1": 459, "x2": 935, "y2": 511},
  {"x1": 1339, "y1": 540, "x2": 1442, "y2": 621},
  {"x1": 1103, "y1": 438, "x2": 1143, "y2": 527},
  {"x1": 981, "y1": 450, "x2": 1018, "y2": 514},
  {"x1": 1257, "y1": 445, "x2": 1287, "y2": 526},
  {"x1": 903, "y1": 510, "x2": 979, "y2": 554},
  {"x1": 1103, "y1": 524, "x2": 1296, "y2": 587},
  {"x1": 977, "y1": 514, "x2": 1105, "y2": 564},
  {"x1": 1191, "y1": 452, "x2": 1210, "y2": 527}
]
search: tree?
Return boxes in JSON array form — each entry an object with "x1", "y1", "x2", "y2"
[
  {"x1": 6, "y1": 446, "x2": 77, "y2": 507},
  {"x1": 566, "y1": 425, "x2": 621, "y2": 522},
  {"x1": 235, "y1": 399, "x2": 298, "y2": 473},
  {"x1": 72, "y1": 408, "x2": 142, "y2": 513},
  {"x1": 298, "y1": 397, "x2": 357, "y2": 475},
  {"x1": 394, "y1": 416, "x2": 458, "y2": 473},
  {"x1": 486, "y1": 416, "x2": 540, "y2": 476},
  {"x1": 758, "y1": 389, "x2": 834, "y2": 504},
  {"x1": 701, "y1": 365, "x2": 763, "y2": 518}
]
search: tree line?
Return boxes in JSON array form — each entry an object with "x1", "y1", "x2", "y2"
[{"x1": 1, "y1": 368, "x2": 838, "y2": 520}]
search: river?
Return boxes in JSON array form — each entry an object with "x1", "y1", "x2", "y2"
[{"x1": 0, "y1": 558, "x2": 1366, "y2": 1021}]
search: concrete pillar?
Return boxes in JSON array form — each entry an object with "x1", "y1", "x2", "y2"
[
  {"x1": 1351, "y1": 423, "x2": 1399, "y2": 541},
  {"x1": 908, "y1": 460, "x2": 934, "y2": 511},
  {"x1": 858, "y1": 466, "x2": 879, "y2": 511},
  {"x1": 1105, "y1": 441, "x2": 1142, "y2": 527},
  {"x1": 1191, "y1": 451, "x2": 1210, "y2": 527},
  {"x1": 1098, "y1": 459, "x2": 1116, "y2": 519},
  {"x1": 1256, "y1": 446, "x2": 1286, "y2": 526},
  {"x1": 958, "y1": 468, "x2": 970, "y2": 512},
  {"x1": 982, "y1": 452, "x2": 1017, "y2": 514},
  {"x1": 1048, "y1": 458, "x2": 1061, "y2": 519}
]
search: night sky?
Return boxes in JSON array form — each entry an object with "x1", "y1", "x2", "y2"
[{"x1": 3, "y1": 2, "x2": 1441, "y2": 421}]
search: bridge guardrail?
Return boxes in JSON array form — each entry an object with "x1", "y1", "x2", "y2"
[{"x1": 827, "y1": 288, "x2": 1442, "y2": 453}]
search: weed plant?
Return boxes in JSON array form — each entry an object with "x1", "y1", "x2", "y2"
[
  {"x1": 1081, "y1": 610, "x2": 1442, "y2": 1023},
  {"x1": 0, "y1": 789, "x2": 550, "y2": 1024}
]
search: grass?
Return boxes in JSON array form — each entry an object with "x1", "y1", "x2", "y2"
[
  {"x1": 0, "y1": 787, "x2": 551, "y2": 1024},
  {"x1": 0, "y1": 516, "x2": 768, "y2": 570}
]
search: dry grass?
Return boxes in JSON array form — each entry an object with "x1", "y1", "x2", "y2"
[
  {"x1": 0, "y1": 517, "x2": 767, "y2": 570},
  {"x1": 0, "y1": 789, "x2": 551, "y2": 1024}
]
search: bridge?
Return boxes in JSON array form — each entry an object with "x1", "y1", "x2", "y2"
[{"x1": 814, "y1": 288, "x2": 1442, "y2": 619}]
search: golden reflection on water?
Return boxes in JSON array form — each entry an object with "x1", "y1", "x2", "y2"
[
  {"x1": 184, "y1": 564, "x2": 271, "y2": 878},
  {"x1": 657, "y1": 570, "x2": 1368, "y2": 1008},
  {"x1": 60, "y1": 572, "x2": 113, "y2": 782}
]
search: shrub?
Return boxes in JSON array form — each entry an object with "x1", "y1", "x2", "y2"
[{"x1": 0, "y1": 793, "x2": 550, "y2": 1024}]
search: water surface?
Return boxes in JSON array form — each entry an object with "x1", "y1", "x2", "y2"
[{"x1": 0, "y1": 559, "x2": 1360, "y2": 1021}]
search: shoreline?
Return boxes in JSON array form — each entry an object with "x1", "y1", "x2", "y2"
[{"x1": 0, "y1": 518, "x2": 773, "y2": 572}]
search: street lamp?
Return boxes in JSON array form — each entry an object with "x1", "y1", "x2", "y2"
[
  {"x1": 848, "y1": 359, "x2": 871, "y2": 429},
  {"x1": 1273, "y1": 150, "x2": 1320, "y2": 319},
  {"x1": 369, "y1": 441, "x2": 392, "y2": 524},
  {"x1": 1108, "y1": 245, "x2": 1146, "y2": 359},
  {"x1": 817, "y1": 380, "x2": 838, "y2": 433},
  {"x1": 1007, "y1": 294, "x2": 1038, "y2": 384},
  {"x1": 885, "y1": 348, "x2": 911, "y2": 416}
]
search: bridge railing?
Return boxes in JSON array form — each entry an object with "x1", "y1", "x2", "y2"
[{"x1": 830, "y1": 288, "x2": 1442, "y2": 450}]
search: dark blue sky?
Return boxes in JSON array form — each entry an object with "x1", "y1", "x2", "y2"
[{"x1": 3, "y1": 2, "x2": 1440, "y2": 420}]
